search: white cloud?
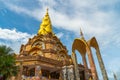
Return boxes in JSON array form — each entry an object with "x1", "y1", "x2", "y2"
[
  {"x1": 0, "y1": 28, "x2": 33, "y2": 53},
  {"x1": 2, "y1": 0, "x2": 119, "y2": 43},
  {"x1": 1, "y1": 0, "x2": 120, "y2": 79},
  {"x1": 0, "y1": 28, "x2": 32, "y2": 41},
  {"x1": 38, "y1": 0, "x2": 57, "y2": 8},
  {"x1": 106, "y1": 57, "x2": 120, "y2": 79},
  {"x1": 56, "y1": 32, "x2": 64, "y2": 38},
  {"x1": 108, "y1": 58, "x2": 120, "y2": 72}
]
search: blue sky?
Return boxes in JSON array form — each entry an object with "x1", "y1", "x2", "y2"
[{"x1": 0, "y1": 0, "x2": 120, "y2": 79}]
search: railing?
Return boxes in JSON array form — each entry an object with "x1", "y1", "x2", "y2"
[{"x1": 21, "y1": 76, "x2": 59, "y2": 80}]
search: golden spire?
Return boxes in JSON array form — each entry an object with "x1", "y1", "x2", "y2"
[
  {"x1": 38, "y1": 8, "x2": 53, "y2": 35},
  {"x1": 80, "y1": 28, "x2": 85, "y2": 40}
]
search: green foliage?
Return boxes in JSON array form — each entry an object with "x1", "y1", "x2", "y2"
[{"x1": 0, "y1": 45, "x2": 18, "y2": 79}]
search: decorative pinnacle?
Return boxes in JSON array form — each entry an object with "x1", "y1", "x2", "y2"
[
  {"x1": 80, "y1": 28, "x2": 83, "y2": 37},
  {"x1": 80, "y1": 28, "x2": 85, "y2": 40},
  {"x1": 47, "y1": 8, "x2": 49, "y2": 12},
  {"x1": 46, "y1": 8, "x2": 49, "y2": 14}
]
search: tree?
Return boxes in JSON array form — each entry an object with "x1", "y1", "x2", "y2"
[{"x1": 0, "y1": 45, "x2": 18, "y2": 80}]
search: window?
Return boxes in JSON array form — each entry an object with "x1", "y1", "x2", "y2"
[{"x1": 41, "y1": 42, "x2": 45, "y2": 49}]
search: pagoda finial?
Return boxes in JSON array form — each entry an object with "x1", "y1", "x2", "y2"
[
  {"x1": 47, "y1": 7, "x2": 49, "y2": 12},
  {"x1": 46, "y1": 7, "x2": 49, "y2": 15},
  {"x1": 38, "y1": 8, "x2": 53, "y2": 35},
  {"x1": 80, "y1": 28, "x2": 85, "y2": 39}
]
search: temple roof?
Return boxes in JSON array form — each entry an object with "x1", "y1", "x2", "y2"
[{"x1": 38, "y1": 9, "x2": 53, "y2": 35}]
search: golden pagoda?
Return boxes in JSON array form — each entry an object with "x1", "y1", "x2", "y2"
[
  {"x1": 38, "y1": 8, "x2": 53, "y2": 35},
  {"x1": 15, "y1": 9, "x2": 108, "y2": 80}
]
